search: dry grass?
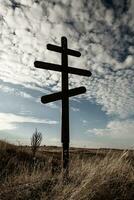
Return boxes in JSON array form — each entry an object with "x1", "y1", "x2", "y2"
[{"x1": 0, "y1": 140, "x2": 134, "y2": 200}]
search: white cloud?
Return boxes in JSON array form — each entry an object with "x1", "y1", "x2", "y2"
[
  {"x1": 71, "y1": 107, "x2": 80, "y2": 112},
  {"x1": 0, "y1": 0, "x2": 134, "y2": 119},
  {"x1": 88, "y1": 119, "x2": 134, "y2": 139},
  {"x1": 45, "y1": 102, "x2": 59, "y2": 109},
  {"x1": 86, "y1": 71, "x2": 134, "y2": 118},
  {"x1": 82, "y1": 120, "x2": 88, "y2": 124},
  {"x1": 0, "y1": 112, "x2": 58, "y2": 130},
  {"x1": 0, "y1": 84, "x2": 33, "y2": 99}
]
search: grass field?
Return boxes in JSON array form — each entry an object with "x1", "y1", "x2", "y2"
[{"x1": 0, "y1": 140, "x2": 134, "y2": 200}]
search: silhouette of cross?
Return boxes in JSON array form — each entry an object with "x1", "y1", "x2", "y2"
[{"x1": 34, "y1": 37, "x2": 92, "y2": 179}]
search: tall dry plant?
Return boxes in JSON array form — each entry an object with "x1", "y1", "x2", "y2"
[{"x1": 31, "y1": 128, "x2": 42, "y2": 157}]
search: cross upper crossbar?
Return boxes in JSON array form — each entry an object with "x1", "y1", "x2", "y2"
[{"x1": 47, "y1": 44, "x2": 81, "y2": 57}]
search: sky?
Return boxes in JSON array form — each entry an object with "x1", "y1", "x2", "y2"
[{"x1": 0, "y1": 0, "x2": 134, "y2": 148}]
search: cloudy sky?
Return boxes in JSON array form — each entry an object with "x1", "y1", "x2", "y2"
[{"x1": 0, "y1": 0, "x2": 134, "y2": 148}]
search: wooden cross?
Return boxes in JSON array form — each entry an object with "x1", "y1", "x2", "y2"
[{"x1": 34, "y1": 37, "x2": 92, "y2": 179}]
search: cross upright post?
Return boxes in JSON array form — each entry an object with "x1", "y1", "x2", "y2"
[
  {"x1": 61, "y1": 37, "x2": 69, "y2": 178},
  {"x1": 34, "y1": 36, "x2": 92, "y2": 181}
]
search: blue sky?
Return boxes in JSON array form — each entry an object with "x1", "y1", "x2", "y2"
[{"x1": 0, "y1": 0, "x2": 134, "y2": 148}]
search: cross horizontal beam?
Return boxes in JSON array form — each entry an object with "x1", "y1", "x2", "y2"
[
  {"x1": 34, "y1": 61, "x2": 92, "y2": 77},
  {"x1": 41, "y1": 86, "x2": 86, "y2": 104},
  {"x1": 47, "y1": 44, "x2": 81, "y2": 57}
]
